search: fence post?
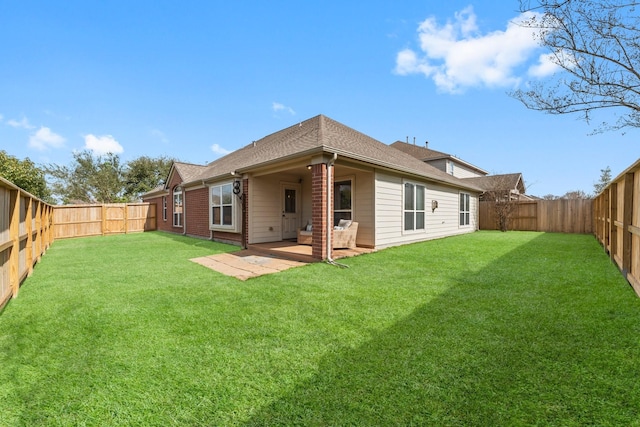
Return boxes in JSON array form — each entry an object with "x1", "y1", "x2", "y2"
[
  {"x1": 622, "y1": 173, "x2": 634, "y2": 275},
  {"x1": 101, "y1": 204, "x2": 106, "y2": 236},
  {"x1": 124, "y1": 204, "x2": 129, "y2": 234},
  {"x1": 25, "y1": 196, "x2": 33, "y2": 276},
  {"x1": 8, "y1": 189, "x2": 20, "y2": 298},
  {"x1": 609, "y1": 183, "x2": 618, "y2": 262}
]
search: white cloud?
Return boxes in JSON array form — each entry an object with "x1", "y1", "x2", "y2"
[
  {"x1": 29, "y1": 127, "x2": 66, "y2": 151},
  {"x1": 84, "y1": 134, "x2": 124, "y2": 155},
  {"x1": 210, "y1": 143, "x2": 231, "y2": 156},
  {"x1": 272, "y1": 102, "x2": 296, "y2": 115},
  {"x1": 528, "y1": 52, "x2": 563, "y2": 78},
  {"x1": 395, "y1": 6, "x2": 546, "y2": 93},
  {"x1": 7, "y1": 116, "x2": 35, "y2": 129}
]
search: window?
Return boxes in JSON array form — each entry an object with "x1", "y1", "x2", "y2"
[
  {"x1": 173, "y1": 187, "x2": 183, "y2": 227},
  {"x1": 448, "y1": 160, "x2": 455, "y2": 175},
  {"x1": 211, "y1": 183, "x2": 234, "y2": 228},
  {"x1": 333, "y1": 179, "x2": 352, "y2": 225},
  {"x1": 459, "y1": 193, "x2": 470, "y2": 226},
  {"x1": 284, "y1": 189, "x2": 296, "y2": 214},
  {"x1": 404, "y1": 182, "x2": 425, "y2": 231},
  {"x1": 162, "y1": 196, "x2": 167, "y2": 222}
]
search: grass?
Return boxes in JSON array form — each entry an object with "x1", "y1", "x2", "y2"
[{"x1": 0, "y1": 231, "x2": 639, "y2": 426}]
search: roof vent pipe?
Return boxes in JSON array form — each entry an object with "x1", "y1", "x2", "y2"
[
  {"x1": 413, "y1": 137, "x2": 416, "y2": 145},
  {"x1": 406, "y1": 136, "x2": 408, "y2": 143}
]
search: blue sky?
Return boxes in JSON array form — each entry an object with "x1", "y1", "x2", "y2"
[{"x1": 1, "y1": 1, "x2": 636, "y2": 197}]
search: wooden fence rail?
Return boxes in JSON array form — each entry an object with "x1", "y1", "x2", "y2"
[
  {"x1": 479, "y1": 199, "x2": 593, "y2": 234},
  {"x1": 53, "y1": 203, "x2": 157, "y2": 239},
  {"x1": 593, "y1": 158, "x2": 640, "y2": 296},
  {"x1": 0, "y1": 177, "x2": 54, "y2": 309}
]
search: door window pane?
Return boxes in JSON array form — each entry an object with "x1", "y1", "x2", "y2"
[{"x1": 284, "y1": 189, "x2": 296, "y2": 213}]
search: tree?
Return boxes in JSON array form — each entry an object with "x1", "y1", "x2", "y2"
[
  {"x1": 46, "y1": 151, "x2": 126, "y2": 204},
  {"x1": 593, "y1": 165, "x2": 612, "y2": 194},
  {"x1": 562, "y1": 189, "x2": 592, "y2": 199},
  {"x1": 123, "y1": 156, "x2": 174, "y2": 201},
  {"x1": 512, "y1": 0, "x2": 640, "y2": 132},
  {"x1": 0, "y1": 150, "x2": 51, "y2": 201},
  {"x1": 45, "y1": 152, "x2": 175, "y2": 204},
  {"x1": 542, "y1": 193, "x2": 560, "y2": 200},
  {"x1": 482, "y1": 175, "x2": 521, "y2": 232}
]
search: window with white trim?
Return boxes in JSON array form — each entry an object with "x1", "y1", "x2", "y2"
[
  {"x1": 459, "y1": 192, "x2": 470, "y2": 226},
  {"x1": 333, "y1": 179, "x2": 352, "y2": 225},
  {"x1": 404, "y1": 182, "x2": 426, "y2": 231},
  {"x1": 173, "y1": 187, "x2": 183, "y2": 227},
  {"x1": 210, "y1": 183, "x2": 234, "y2": 228},
  {"x1": 162, "y1": 196, "x2": 167, "y2": 222}
]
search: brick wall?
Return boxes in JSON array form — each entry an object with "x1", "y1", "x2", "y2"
[
  {"x1": 185, "y1": 187, "x2": 210, "y2": 239},
  {"x1": 311, "y1": 163, "x2": 329, "y2": 260}
]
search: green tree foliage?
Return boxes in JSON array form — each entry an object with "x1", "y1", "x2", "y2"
[
  {"x1": 593, "y1": 166, "x2": 612, "y2": 195},
  {"x1": 512, "y1": 0, "x2": 640, "y2": 132},
  {"x1": 123, "y1": 156, "x2": 174, "y2": 201},
  {"x1": 0, "y1": 150, "x2": 51, "y2": 201},
  {"x1": 46, "y1": 151, "x2": 126, "y2": 204},
  {"x1": 46, "y1": 151, "x2": 175, "y2": 204}
]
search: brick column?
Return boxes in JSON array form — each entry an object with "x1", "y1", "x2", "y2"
[
  {"x1": 242, "y1": 178, "x2": 249, "y2": 249},
  {"x1": 311, "y1": 163, "x2": 331, "y2": 260}
]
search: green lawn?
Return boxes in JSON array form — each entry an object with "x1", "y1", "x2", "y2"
[{"x1": 1, "y1": 231, "x2": 639, "y2": 426}]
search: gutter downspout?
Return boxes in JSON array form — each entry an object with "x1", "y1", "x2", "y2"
[
  {"x1": 326, "y1": 153, "x2": 337, "y2": 261},
  {"x1": 326, "y1": 153, "x2": 348, "y2": 268}
]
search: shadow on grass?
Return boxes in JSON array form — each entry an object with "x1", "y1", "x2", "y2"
[{"x1": 244, "y1": 233, "x2": 639, "y2": 426}]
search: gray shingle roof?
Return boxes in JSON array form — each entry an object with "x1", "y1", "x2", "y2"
[
  {"x1": 462, "y1": 173, "x2": 525, "y2": 192},
  {"x1": 390, "y1": 141, "x2": 451, "y2": 160},
  {"x1": 390, "y1": 140, "x2": 488, "y2": 175},
  {"x1": 185, "y1": 115, "x2": 482, "y2": 191},
  {"x1": 173, "y1": 162, "x2": 207, "y2": 184}
]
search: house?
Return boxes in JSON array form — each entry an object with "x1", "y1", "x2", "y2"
[
  {"x1": 462, "y1": 173, "x2": 530, "y2": 201},
  {"x1": 143, "y1": 115, "x2": 484, "y2": 260},
  {"x1": 390, "y1": 140, "x2": 488, "y2": 178},
  {"x1": 391, "y1": 140, "x2": 529, "y2": 201}
]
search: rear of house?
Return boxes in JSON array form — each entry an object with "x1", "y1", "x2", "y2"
[{"x1": 143, "y1": 115, "x2": 482, "y2": 260}]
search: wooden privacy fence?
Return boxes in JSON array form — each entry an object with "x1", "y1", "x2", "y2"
[
  {"x1": 0, "y1": 177, "x2": 54, "y2": 309},
  {"x1": 53, "y1": 203, "x2": 157, "y2": 239},
  {"x1": 479, "y1": 199, "x2": 593, "y2": 233},
  {"x1": 593, "y1": 158, "x2": 640, "y2": 296}
]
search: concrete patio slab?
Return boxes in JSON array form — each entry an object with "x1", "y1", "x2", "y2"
[{"x1": 191, "y1": 249, "x2": 308, "y2": 280}]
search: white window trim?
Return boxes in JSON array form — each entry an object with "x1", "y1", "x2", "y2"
[
  {"x1": 162, "y1": 196, "x2": 167, "y2": 222},
  {"x1": 209, "y1": 181, "x2": 238, "y2": 232},
  {"x1": 403, "y1": 180, "x2": 426, "y2": 234},
  {"x1": 173, "y1": 186, "x2": 183, "y2": 227},
  {"x1": 459, "y1": 192, "x2": 471, "y2": 227}
]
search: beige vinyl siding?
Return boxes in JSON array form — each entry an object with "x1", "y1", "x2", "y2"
[
  {"x1": 351, "y1": 170, "x2": 374, "y2": 247},
  {"x1": 452, "y1": 163, "x2": 484, "y2": 179},
  {"x1": 373, "y1": 172, "x2": 403, "y2": 248},
  {"x1": 427, "y1": 159, "x2": 484, "y2": 179},
  {"x1": 249, "y1": 174, "x2": 295, "y2": 244},
  {"x1": 374, "y1": 171, "x2": 478, "y2": 249},
  {"x1": 426, "y1": 184, "x2": 478, "y2": 239}
]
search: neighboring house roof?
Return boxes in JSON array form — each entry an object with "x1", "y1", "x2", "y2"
[
  {"x1": 182, "y1": 115, "x2": 483, "y2": 192},
  {"x1": 390, "y1": 140, "x2": 488, "y2": 175},
  {"x1": 462, "y1": 173, "x2": 526, "y2": 194}
]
